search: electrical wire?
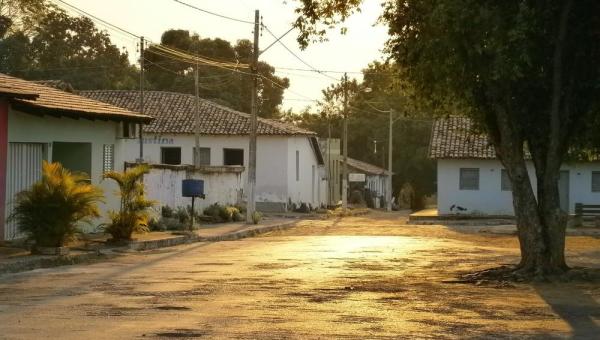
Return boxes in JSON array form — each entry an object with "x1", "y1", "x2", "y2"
[
  {"x1": 171, "y1": 0, "x2": 254, "y2": 25},
  {"x1": 262, "y1": 25, "x2": 340, "y2": 82}
]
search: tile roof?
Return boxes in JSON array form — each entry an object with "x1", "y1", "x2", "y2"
[
  {"x1": 0, "y1": 73, "x2": 152, "y2": 122},
  {"x1": 347, "y1": 157, "x2": 391, "y2": 176},
  {"x1": 80, "y1": 90, "x2": 316, "y2": 136},
  {"x1": 428, "y1": 116, "x2": 496, "y2": 159}
]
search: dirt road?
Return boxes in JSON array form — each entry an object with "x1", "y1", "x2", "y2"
[{"x1": 0, "y1": 212, "x2": 599, "y2": 339}]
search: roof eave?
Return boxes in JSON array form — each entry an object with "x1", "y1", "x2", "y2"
[{"x1": 11, "y1": 101, "x2": 154, "y2": 124}]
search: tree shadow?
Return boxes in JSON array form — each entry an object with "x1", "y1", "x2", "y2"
[{"x1": 535, "y1": 281, "x2": 600, "y2": 339}]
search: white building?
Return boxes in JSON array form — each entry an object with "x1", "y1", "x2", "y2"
[
  {"x1": 0, "y1": 74, "x2": 152, "y2": 240},
  {"x1": 430, "y1": 116, "x2": 600, "y2": 216},
  {"x1": 82, "y1": 90, "x2": 327, "y2": 212}
]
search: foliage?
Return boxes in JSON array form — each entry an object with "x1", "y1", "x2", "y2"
[
  {"x1": 103, "y1": 165, "x2": 154, "y2": 241},
  {"x1": 293, "y1": 0, "x2": 600, "y2": 276},
  {"x1": 251, "y1": 211, "x2": 262, "y2": 225},
  {"x1": 10, "y1": 161, "x2": 103, "y2": 247},
  {"x1": 281, "y1": 61, "x2": 436, "y2": 201},
  {"x1": 0, "y1": 3, "x2": 138, "y2": 90},
  {"x1": 145, "y1": 29, "x2": 289, "y2": 118}
]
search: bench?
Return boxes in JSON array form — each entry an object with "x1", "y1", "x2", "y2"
[{"x1": 574, "y1": 203, "x2": 600, "y2": 227}]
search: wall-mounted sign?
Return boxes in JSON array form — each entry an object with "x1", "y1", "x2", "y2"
[
  {"x1": 349, "y1": 173, "x2": 366, "y2": 182},
  {"x1": 138, "y1": 136, "x2": 175, "y2": 145}
]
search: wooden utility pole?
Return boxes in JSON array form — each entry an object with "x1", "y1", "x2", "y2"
[
  {"x1": 138, "y1": 36, "x2": 145, "y2": 162},
  {"x1": 246, "y1": 9, "x2": 259, "y2": 223},
  {"x1": 194, "y1": 60, "x2": 201, "y2": 168},
  {"x1": 342, "y1": 73, "x2": 348, "y2": 210}
]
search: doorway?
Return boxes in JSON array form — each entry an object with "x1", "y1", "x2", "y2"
[{"x1": 52, "y1": 142, "x2": 92, "y2": 178}]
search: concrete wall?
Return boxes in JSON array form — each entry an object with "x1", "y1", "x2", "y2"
[
  {"x1": 118, "y1": 133, "x2": 324, "y2": 208},
  {"x1": 143, "y1": 166, "x2": 243, "y2": 214},
  {"x1": 286, "y1": 136, "x2": 325, "y2": 208},
  {"x1": 437, "y1": 159, "x2": 600, "y2": 215},
  {"x1": 6, "y1": 107, "x2": 129, "y2": 234}
]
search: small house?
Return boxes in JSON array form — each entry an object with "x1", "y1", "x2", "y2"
[
  {"x1": 430, "y1": 116, "x2": 600, "y2": 216},
  {"x1": 81, "y1": 90, "x2": 327, "y2": 212},
  {"x1": 0, "y1": 74, "x2": 152, "y2": 240}
]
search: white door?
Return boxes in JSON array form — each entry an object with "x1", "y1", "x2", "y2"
[{"x1": 5, "y1": 143, "x2": 45, "y2": 240}]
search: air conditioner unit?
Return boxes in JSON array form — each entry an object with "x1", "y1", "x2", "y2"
[{"x1": 118, "y1": 122, "x2": 138, "y2": 139}]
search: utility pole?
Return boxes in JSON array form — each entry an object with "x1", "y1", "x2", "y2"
[
  {"x1": 387, "y1": 109, "x2": 393, "y2": 212},
  {"x1": 246, "y1": 9, "x2": 259, "y2": 223},
  {"x1": 194, "y1": 60, "x2": 200, "y2": 168},
  {"x1": 138, "y1": 36, "x2": 145, "y2": 163},
  {"x1": 342, "y1": 73, "x2": 348, "y2": 210}
]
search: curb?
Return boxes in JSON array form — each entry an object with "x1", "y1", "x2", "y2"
[{"x1": 0, "y1": 220, "x2": 299, "y2": 275}]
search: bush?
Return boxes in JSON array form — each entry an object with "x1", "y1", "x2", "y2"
[
  {"x1": 232, "y1": 209, "x2": 244, "y2": 222},
  {"x1": 10, "y1": 161, "x2": 104, "y2": 248},
  {"x1": 219, "y1": 206, "x2": 239, "y2": 222},
  {"x1": 203, "y1": 203, "x2": 222, "y2": 220},
  {"x1": 252, "y1": 211, "x2": 262, "y2": 225},
  {"x1": 103, "y1": 165, "x2": 155, "y2": 241},
  {"x1": 161, "y1": 205, "x2": 174, "y2": 218}
]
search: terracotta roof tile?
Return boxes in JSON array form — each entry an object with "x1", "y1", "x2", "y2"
[
  {"x1": 428, "y1": 116, "x2": 496, "y2": 159},
  {"x1": 80, "y1": 90, "x2": 316, "y2": 136},
  {"x1": 0, "y1": 73, "x2": 152, "y2": 122}
]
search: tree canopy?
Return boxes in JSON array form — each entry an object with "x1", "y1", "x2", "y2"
[
  {"x1": 283, "y1": 61, "x2": 436, "y2": 208},
  {"x1": 294, "y1": 0, "x2": 600, "y2": 279},
  {"x1": 145, "y1": 29, "x2": 290, "y2": 118},
  {"x1": 0, "y1": 1, "x2": 138, "y2": 89}
]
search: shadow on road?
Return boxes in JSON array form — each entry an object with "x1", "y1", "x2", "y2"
[{"x1": 535, "y1": 283, "x2": 600, "y2": 339}]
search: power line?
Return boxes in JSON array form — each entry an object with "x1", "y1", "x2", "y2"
[
  {"x1": 262, "y1": 25, "x2": 340, "y2": 82},
  {"x1": 171, "y1": 0, "x2": 254, "y2": 24},
  {"x1": 53, "y1": 0, "x2": 140, "y2": 38}
]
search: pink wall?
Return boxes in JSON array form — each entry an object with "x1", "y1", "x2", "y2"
[{"x1": 0, "y1": 100, "x2": 8, "y2": 240}]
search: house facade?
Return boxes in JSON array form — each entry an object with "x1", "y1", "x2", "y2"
[
  {"x1": 82, "y1": 90, "x2": 327, "y2": 212},
  {"x1": 0, "y1": 74, "x2": 152, "y2": 240},
  {"x1": 430, "y1": 116, "x2": 600, "y2": 216},
  {"x1": 319, "y1": 138, "x2": 391, "y2": 208}
]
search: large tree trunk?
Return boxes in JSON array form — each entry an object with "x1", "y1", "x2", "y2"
[{"x1": 492, "y1": 109, "x2": 569, "y2": 279}]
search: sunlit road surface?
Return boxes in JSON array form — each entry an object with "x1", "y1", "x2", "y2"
[{"x1": 1, "y1": 212, "x2": 600, "y2": 339}]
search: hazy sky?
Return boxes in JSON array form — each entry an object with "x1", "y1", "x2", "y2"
[{"x1": 60, "y1": 0, "x2": 389, "y2": 111}]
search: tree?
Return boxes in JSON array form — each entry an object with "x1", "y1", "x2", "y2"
[
  {"x1": 145, "y1": 29, "x2": 289, "y2": 119},
  {"x1": 0, "y1": 2, "x2": 138, "y2": 90},
  {"x1": 10, "y1": 161, "x2": 103, "y2": 248},
  {"x1": 283, "y1": 61, "x2": 436, "y2": 209},
  {"x1": 294, "y1": 1, "x2": 600, "y2": 279},
  {"x1": 103, "y1": 165, "x2": 154, "y2": 242}
]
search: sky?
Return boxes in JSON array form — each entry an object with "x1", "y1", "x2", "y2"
[{"x1": 59, "y1": 0, "x2": 390, "y2": 112}]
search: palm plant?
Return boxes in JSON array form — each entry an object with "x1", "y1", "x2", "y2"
[
  {"x1": 10, "y1": 161, "x2": 103, "y2": 248},
  {"x1": 103, "y1": 165, "x2": 154, "y2": 241}
]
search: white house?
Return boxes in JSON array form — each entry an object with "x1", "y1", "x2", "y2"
[
  {"x1": 0, "y1": 74, "x2": 152, "y2": 240},
  {"x1": 81, "y1": 90, "x2": 327, "y2": 212},
  {"x1": 430, "y1": 116, "x2": 600, "y2": 216}
]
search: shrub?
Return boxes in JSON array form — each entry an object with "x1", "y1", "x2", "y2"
[
  {"x1": 161, "y1": 205, "x2": 174, "y2": 218},
  {"x1": 174, "y1": 206, "x2": 190, "y2": 225},
  {"x1": 103, "y1": 165, "x2": 154, "y2": 241},
  {"x1": 10, "y1": 161, "x2": 104, "y2": 248},
  {"x1": 252, "y1": 211, "x2": 262, "y2": 225},
  {"x1": 219, "y1": 206, "x2": 237, "y2": 222},
  {"x1": 203, "y1": 203, "x2": 222, "y2": 219},
  {"x1": 232, "y1": 209, "x2": 244, "y2": 222}
]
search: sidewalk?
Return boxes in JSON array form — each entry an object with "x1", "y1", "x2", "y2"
[{"x1": 0, "y1": 217, "x2": 296, "y2": 275}]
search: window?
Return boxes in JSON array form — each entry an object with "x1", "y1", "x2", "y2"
[
  {"x1": 119, "y1": 122, "x2": 138, "y2": 139},
  {"x1": 161, "y1": 147, "x2": 181, "y2": 165},
  {"x1": 296, "y1": 150, "x2": 300, "y2": 181},
  {"x1": 193, "y1": 147, "x2": 211, "y2": 166},
  {"x1": 592, "y1": 171, "x2": 600, "y2": 192},
  {"x1": 103, "y1": 144, "x2": 114, "y2": 173},
  {"x1": 501, "y1": 169, "x2": 511, "y2": 191},
  {"x1": 223, "y1": 148, "x2": 244, "y2": 166},
  {"x1": 459, "y1": 168, "x2": 479, "y2": 190}
]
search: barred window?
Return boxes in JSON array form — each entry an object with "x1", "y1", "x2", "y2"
[
  {"x1": 459, "y1": 168, "x2": 479, "y2": 190},
  {"x1": 103, "y1": 144, "x2": 114, "y2": 173},
  {"x1": 193, "y1": 147, "x2": 211, "y2": 166},
  {"x1": 501, "y1": 169, "x2": 511, "y2": 191},
  {"x1": 592, "y1": 171, "x2": 600, "y2": 192}
]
